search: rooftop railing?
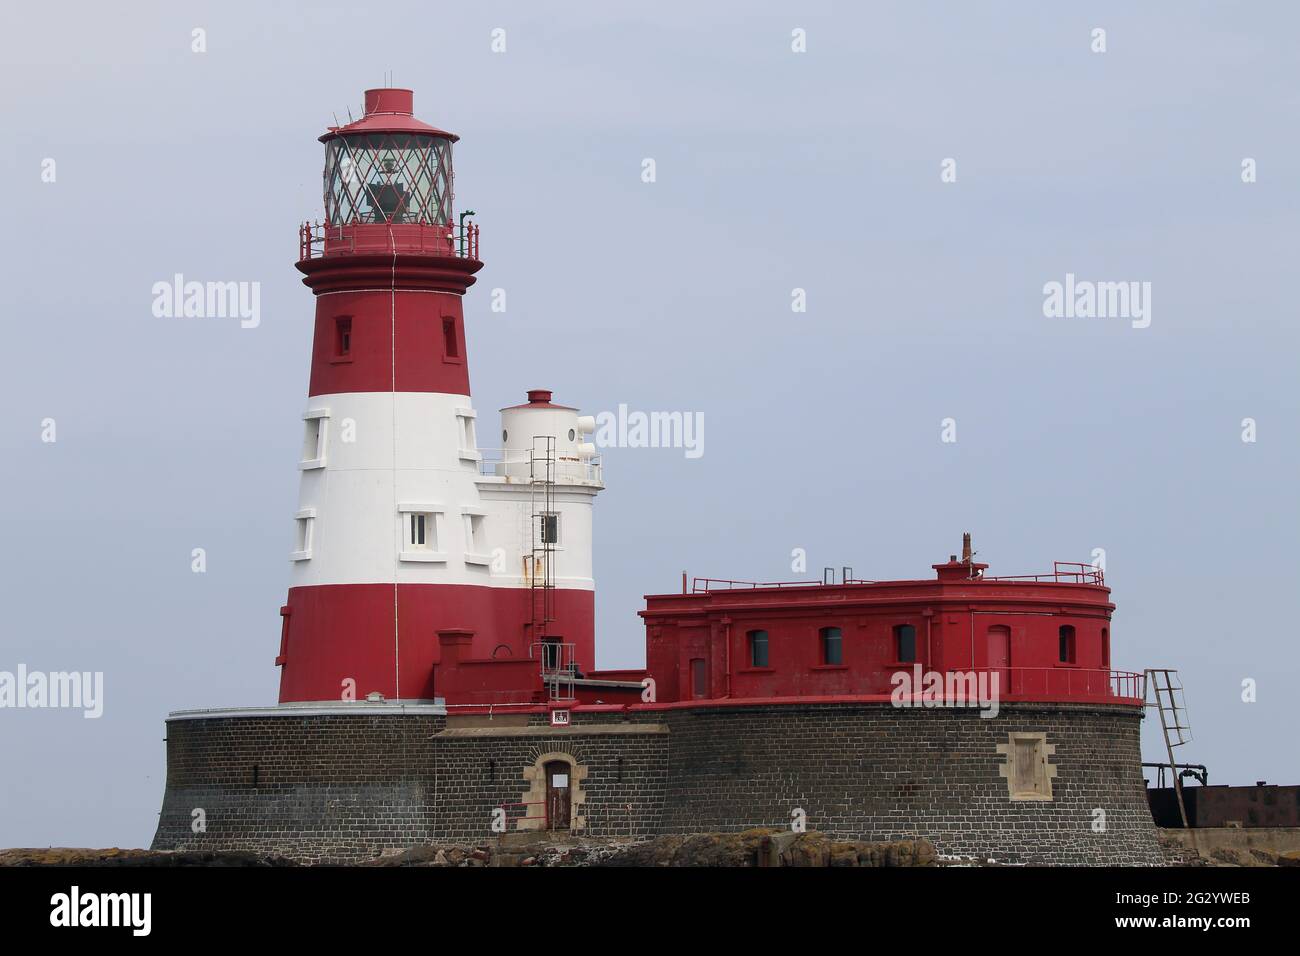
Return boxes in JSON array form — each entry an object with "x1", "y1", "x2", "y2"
[
  {"x1": 957, "y1": 666, "x2": 1145, "y2": 703},
  {"x1": 981, "y1": 561, "x2": 1105, "y2": 585},
  {"x1": 690, "y1": 560, "x2": 1103, "y2": 593},
  {"x1": 477, "y1": 448, "x2": 603, "y2": 485},
  {"x1": 298, "y1": 219, "x2": 480, "y2": 261}
]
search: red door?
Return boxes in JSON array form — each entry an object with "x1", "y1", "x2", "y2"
[
  {"x1": 986, "y1": 626, "x2": 1011, "y2": 694},
  {"x1": 544, "y1": 761, "x2": 571, "y2": 830}
]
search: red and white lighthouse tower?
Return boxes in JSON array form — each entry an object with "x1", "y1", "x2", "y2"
[{"x1": 276, "y1": 89, "x2": 603, "y2": 704}]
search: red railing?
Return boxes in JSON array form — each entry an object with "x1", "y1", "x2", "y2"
[
  {"x1": 955, "y1": 666, "x2": 1144, "y2": 703},
  {"x1": 691, "y1": 562, "x2": 1103, "y2": 593},
  {"x1": 692, "y1": 577, "x2": 827, "y2": 593},
  {"x1": 298, "y1": 219, "x2": 480, "y2": 261},
  {"x1": 982, "y1": 561, "x2": 1105, "y2": 586},
  {"x1": 497, "y1": 799, "x2": 545, "y2": 828}
]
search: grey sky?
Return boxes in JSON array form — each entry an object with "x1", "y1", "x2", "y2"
[{"x1": 1, "y1": 1, "x2": 1297, "y2": 849}]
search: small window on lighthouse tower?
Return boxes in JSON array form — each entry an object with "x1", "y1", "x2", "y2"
[
  {"x1": 747, "y1": 630, "x2": 769, "y2": 668},
  {"x1": 300, "y1": 411, "x2": 329, "y2": 470},
  {"x1": 455, "y1": 408, "x2": 480, "y2": 462},
  {"x1": 463, "y1": 513, "x2": 491, "y2": 565},
  {"x1": 291, "y1": 510, "x2": 315, "y2": 561},
  {"x1": 442, "y1": 317, "x2": 460, "y2": 360},
  {"x1": 334, "y1": 317, "x2": 352, "y2": 358},
  {"x1": 398, "y1": 504, "x2": 447, "y2": 562},
  {"x1": 409, "y1": 514, "x2": 432, "y2": 549}
]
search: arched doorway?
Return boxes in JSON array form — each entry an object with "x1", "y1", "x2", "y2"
[
  {"x1": 544, "y1": 760, "x2": 571, "y2": 830},
  {"x1": 517, "y1": 752, "x2": 587, "y2": 833}
]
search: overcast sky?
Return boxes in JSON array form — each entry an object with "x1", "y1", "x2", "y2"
[{"x1": 1, "y1": 1, "x2": 1297, "y2": 849}]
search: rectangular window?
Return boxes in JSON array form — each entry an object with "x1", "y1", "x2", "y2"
[
  {"x1": 409, "y1": 513, "x2": 430, "y2": 548},
  {"x1": 300, "y1": 410, "x2": 329, "y2": 469},
  {"x1": 690, "y1": 658, "x2": 707, "y2": 699},
  {"x1": 463, "y1": 512, "x2": 490, "y2": 564},
  {"x1": 455, "y1": 407, "x2": 480, "y2": 462},
  {"x1": 442, "y1": 316, "x2": 459, "y2": 359},
  {"x1": 540, "y1": 512, "x2": 560, "y2": 545},
  {"x1": 334, "y1": 316, "x2": 352, "y2": 357},
  {"x1": 748, "y1": 630, "x2": 769, "y2": 668},
  {"x1": 820, "y1": 626, "x2": 843, "y2": 665},
  {"x1": 291, "y1": 510, "x2": 315, "y2": 561},
  {"x1": 398, "y1": 504, "x2": 446, "y2": 563},
  {"x1": 894, "y1": 624, "x2": 916, "y2": 663},
  {"x1": 1101, "y1": 628, "x2": 1110, "y2": 668},
  {"x1": 1059, "y1": 625, "x2": 1076, "y2": 664}
]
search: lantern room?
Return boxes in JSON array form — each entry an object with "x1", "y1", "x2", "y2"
[
  {"x1": 299, "y1": 88, "x2": 479, "y2": 263},
  {"x1": 320, "y1": 88, "x2": 455, "y2": 226}
]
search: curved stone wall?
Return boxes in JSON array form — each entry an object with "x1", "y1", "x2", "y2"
[{"x1": 152, "y1": 701, "x2": 1161, "y2": 865}]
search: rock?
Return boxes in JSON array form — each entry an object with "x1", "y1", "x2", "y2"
[{"x1": 778, "y1": 832, "x2": 831, "y2": 867}]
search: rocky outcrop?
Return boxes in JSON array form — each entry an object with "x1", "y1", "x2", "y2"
[
  {"x1": 0, "y1": 847, "x2": 297, "y2": 867},
  {"x1": 598, "y1": 829, "x2": 939, "y2": 867},
  {"x1": 2, "y1": 833, "x2": 939, "y2": 868}
]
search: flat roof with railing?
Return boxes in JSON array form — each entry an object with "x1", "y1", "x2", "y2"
[{"x1": 689, "y1": 561, "x2": 1103, "y2": 594}]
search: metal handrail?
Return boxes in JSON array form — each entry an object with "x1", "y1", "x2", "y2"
[
  {"x1": 298, "y1": 219, "x2": 480, "y2": 260},
  {"x1": 497, "y1": 799, "x2": 546, "y2": 827},
  {"x1": 982, "y1": 562, "x2": 1105, "y2": 585},
  {"x1": 478, "y1": 448, "x2": 602, "y2": 484},
  {"x1": 954, "y1": 665, "x2": 1144, "y2": 701},
  {"x1": 692, "y1": 561, "x2": 1103, "y2": 592},
  {"x1": 692, "y1": 577, "x2": 828, "y2": 593}
]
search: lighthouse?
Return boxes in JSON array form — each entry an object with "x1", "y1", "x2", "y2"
[{"x1": 276, "y1": 88, "x2": 603, "y2": 705}]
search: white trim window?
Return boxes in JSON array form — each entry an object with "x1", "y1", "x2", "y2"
[
  {"x1": 300, "y1": 409, "x2": 330, "y2": 470},
  {"x1": 291, "y1": 509, "x2": 316, "y2": 561},
  {"x1": 455, "y1": 407, "x2": 481, "y2": 463},
  {"x1": 463, "y1": 508, "x2": 491, "y2": 565},
  {"x1": 398, "y1": 503, "x2": 446, "y2": 563}
]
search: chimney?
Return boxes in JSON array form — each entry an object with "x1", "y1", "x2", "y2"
[
  {"x1": 961, "y1": 532, "x2": 973, "y2": 565},
  {"x1": 437, "y1": 628, "x2": 475, "y2": 666}
]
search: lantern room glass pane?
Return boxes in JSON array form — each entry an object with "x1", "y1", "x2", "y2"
[{"x1": 324, "y1": 133, "x2": 453, "y2": 225}]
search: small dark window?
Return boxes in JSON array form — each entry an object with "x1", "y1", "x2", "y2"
[
  {"x1": 748, "y1": 630, "x2": 769, "y2": 668},
  {"x1": 335, "y1": 316, "x2": 352, "y2": 356},
  {"x1": 690, "y1": 658, "x2": 707, "y2": 698},
  {"x1": 1101, "y1": 627, "x2": 1110, "y2": 668},
  {"x1": 894, "y1": 624, "x2": 916, "y2": 663},
  {"x1": 1059, "y1": 625, "x2": 1076, "y2": 664},
  {"x1": 541, "y1": 513, "x2": 559, "y2": 545},
  {"x1": 411, "y1": 514, "x2": 426, "y2": 546},
  {"x1": 443, "y1": 316, "x2": 459, "y2": 359},
  {"x1": 820, "y1": 626, "x2": 842, "y2": 665}
]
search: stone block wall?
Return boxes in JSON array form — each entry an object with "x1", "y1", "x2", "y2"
[{"x1": 152, "y1": 702, "x2": 1161, "y2": 865}]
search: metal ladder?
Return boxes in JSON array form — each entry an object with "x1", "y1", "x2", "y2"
[
  {"x1": 528, "y1": 436, "x2": 573, "y2": 702},
  {"x1": 1145, "y1": 668, "x2": 1193, "y2": 827}
]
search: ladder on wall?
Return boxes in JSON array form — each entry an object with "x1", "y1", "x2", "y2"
[
  {"x1": 1145, "y1": 668, "x2": 1193, "y2": 827},
  {"x1": 529, "y1": 436, "x2": 573, "y2": 702}
]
